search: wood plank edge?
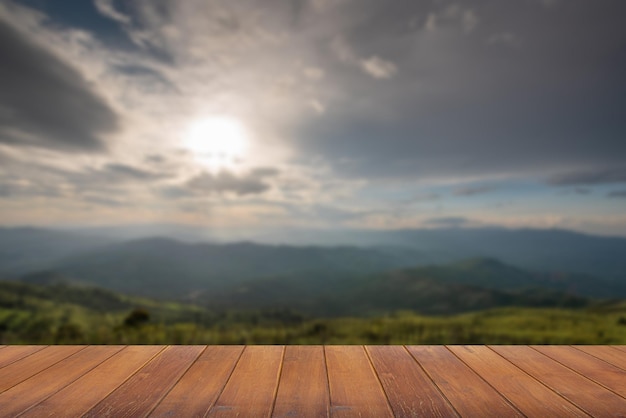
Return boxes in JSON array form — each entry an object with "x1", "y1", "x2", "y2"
[
  {"x1": 267, "y1": 346, "x2": 287, "y2": 418},
  {"x1": 532, "y1": 346, "x2": 626, "y2": 402},
  {"x1": 570, "y1": 346, "x2": 626, "y2": 372},
  {"x1": 195, "y1": 345, "x2": 247, "y2": 418},
  {"x1": 362, "y1": 346, "x2": 397, "y2": 418},
  {"x1": 0, "y1": 345, "x2": 88, "y2": 395},
  {"x1": 486, "y1": 345, "x2": 605, "y2": 416},
  {"x1": 402, "y1": 346, "x2": 462, "y2": 418},
  {"x1": 17, "y1": 346, "x2": 126, "y2": 417},
  {"x1": 0, "y1": 345, "x2": 48, "y2": 371},
  {"x1": 143, "y1": 346, "x2": 210, "y2": 417},
  {"x1": 444, "y1": 346, "x2": 526, "y2": 417},
  {"x1": 79, "y1": 346, "x2": 170, "y2": 417}
]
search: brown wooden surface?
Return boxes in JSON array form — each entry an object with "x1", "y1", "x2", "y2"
[
  {"x1": 326, "y1": 345, "x2": 394, "y2": 417},
  {"x1": 448, "y1": 345, "x2": 588, "y2": 418},
  {"x1": 366, "y1": 345, "x2": 459, "y2": 418},
  {"x1": 207, "y1": 345, "x2": 284, "y2": 418},
  {"x1": 83, "y1": 345, "x2": 204, "y2": 418},
  {"x1": 407, "y1": 345, "x2": 524, "y2": 417},
  {"x1": 272, "y1": 346, "x2": 329, "y2": 418},
  {"x1": 575, "y1": 345, "x2": 626, "y2": 371},
  {"x1": 0, "y1": 345, "x2": 46, "y2": 369},
  {"x1": 534, "y1": 345, "x2": 626, "y2": 398},
  {"x1": 0, "y1": 345, "x2": 625, "y2": 418},
  {"x1": 22, "y1": 345, "x2": 164, "y2": 418},
  {"x1": 492, "y1": 345, "x2": 626, "y2": 417},
  {"x1": 150, "y1": 345, "x2": 244, "y2": 418}
]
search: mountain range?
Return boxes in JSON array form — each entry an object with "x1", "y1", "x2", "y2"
[{"x1": 1, "y1": 226, "x2": 625, "y2": 316}]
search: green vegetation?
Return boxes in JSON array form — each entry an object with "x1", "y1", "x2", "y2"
[{"x1": 1, "y1": 281, "x2": 626, "y2": 345}]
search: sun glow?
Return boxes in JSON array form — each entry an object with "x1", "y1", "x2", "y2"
[{"x1": 184, "y1": 116, "x2": 249, "y2": 169}]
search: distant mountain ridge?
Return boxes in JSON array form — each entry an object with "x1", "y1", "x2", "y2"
[
  {"x1": 2, "y1": 226, "x2": 626, "y2": 306},
  {"x1": 202, "y1": 257, "x2": 605, "y2": 316}
]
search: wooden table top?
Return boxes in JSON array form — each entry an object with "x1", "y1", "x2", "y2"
[{"x1": 0, "y1": 345, "x2": 625, "y2": 417}]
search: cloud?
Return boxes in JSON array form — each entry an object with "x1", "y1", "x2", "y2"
[
  {"x1": 93, "y1": 0, "x2": 131, "y2": 24},
  {"x1": 296, "y1": 0, "x2": 626, "y2": 181},
  {"x1": 360, "y1": 56, "x2": 397, "y2": 79},
  {"x1": 309, "y1": 99, "x2": 326, "y2": 114},
  {"x1": 453, "y1": 185, "x2": 495, "y2": 196},
  {"x1": 423, "y1": 216, "x2": 474, "y2": 228},
  {"x1": 183, "y1": 168, "x2": 279, "y2": 197},
  {"x1": 487, "y1": 32, "x2": 522, "y2": 47},
  {"x1": 608, "y1": 190, "x2": 626, "y2": 199},
  {"x1": 462, "y1": 10, "x2": 479, "y2": 33},
  {"x1": 0, "y1": 18, "x2": 119, "y2": 151},
  {"x1": 331, "y1": 36, "x2": 397, "y2": 79},
  {"x1": 303, "y1": 67, "x2": 325, "y2": 80},
  {"x1": 548, "y1": 167, "x2": 626, "y2": 186}
]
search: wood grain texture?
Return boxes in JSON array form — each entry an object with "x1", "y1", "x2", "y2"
[
  {"x1": 0, "y1": 345, "x2": 84, "y2": 393},
  {"x1": 0, "y1": 345, "x2": 46, "y2": 369},
  {"x1": 272, "y1": 346, "x2": 329, "y2": 418},
  {"x1": 449, "y1": 345, "x2": 587, "y2": 418},
  {"x1": 325, "y1": 345, "x2": 394, "y2": 418},
  {"x1": 366, "y1": 345, "x2": 459, "y2": 418},
  {"x1": 1, "y1": 345, "x2": 625, "y2": 417},
  {"x1": 492, "y1": 345, "x2": 626, "y2": 416},
  {"x1": 574, "y1": 345, "x2": 626, "y2": 371},
  {"x1": 207, "y1": 345, "x2": 285, "y2": 418},
  {"x1": 0, "y1": 345, "x2": 122, "y2": 417},
  {"x1": 407, "y1": 346, "x2": 523, "y2": 417},
  {"x1": 613, "y1": 346, "x2": 626, "y2": 354},
  {"x1": 83, "y1": 345, "x2": 204, "y2": 418},
  {"x1": 533, "y1": 345, "x2": 626, "y2": 398},
  {"x1": 21, "y1": 345, "x2": 164, "y2": 418},
  {"x1": 149, "y1": 345, "x2": 244, "y2": 418}
]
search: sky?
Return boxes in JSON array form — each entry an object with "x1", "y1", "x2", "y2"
[{"x1": 0, "y1": 0, "x2": 625, "y2": 236}]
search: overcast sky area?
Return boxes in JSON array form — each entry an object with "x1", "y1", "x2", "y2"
[{"x1": 1, "y1": 0, "x2": 625, "y2": 236}]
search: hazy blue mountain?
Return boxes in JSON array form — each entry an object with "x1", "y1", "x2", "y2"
[
  {"x1": 203, "y1": 258, "x2": 593, "y2": 316},
  {"x1": 0, "y1": 227, "x2": 112, "y2": 275},
  {"x1": 258, "y1": 227, "x2": 626, "y2": 281},
  {"x1": 3, "y1": 226, "x2": 626, "y2": 303},
  {"x1": 67, "y1": 224, "x2": 626, "y2": 280},
  {"x1": 49, "y1": 237, "x2": 422, "y2": 298}
]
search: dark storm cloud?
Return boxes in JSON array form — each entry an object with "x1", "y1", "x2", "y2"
[
  {"x1": 295, "y1": 0, "x2": 626, "y2": 182},
  {"x1": 0, "y1": 18, "x2": 119, "y2": 151}
]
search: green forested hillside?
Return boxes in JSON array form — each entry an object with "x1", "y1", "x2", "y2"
[
  {"x1": 202, "y1": 258, "x2": 608, "y2": 316},
  {"x1": 1, "y1": 280, "x2": 626, "y2": 345}
]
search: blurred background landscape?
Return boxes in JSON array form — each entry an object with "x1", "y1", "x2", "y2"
[
  {"x1": 1, "y1": 0, "x2": 626, "y2": 344},
  {"x1": 2, "y1": 225, "x2": 626, "y2": 344}
]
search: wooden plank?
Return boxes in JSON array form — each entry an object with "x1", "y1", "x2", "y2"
[
  {"x1": 574, "y1": 346, "x2": 626, "y2": 371},
  {"x1": 325, "y1": 345, "x2": 393, "y2": 418},
  {"x1": 272, "y1": 346, "x2": 329, "y2": 418},
  {"x1": 449, "y1": 345, "x2": 588, "y2": 417},
  {"x1": 0, "y1": 345, "x2": 85, "y2": 393},
  {"x1": 22, "y1": 345, "x2": 164, "y2": 418},
  {"x1": 534, "y1": 345, "x2": 626, "y2": 398},
  {"x1": 0, "y1": 345, "x2": 46, "y2": 369},
  {"x1": 0, "y1": 345, "x2": 122, "y2": 417},
  {"x1": 407, "y1": 346, "x2": 523, "y2": 417},
  {"x1": 149, "y1": 345, "x2": 244, "y2": 418},
  {"x1": 612, "y1": 345, "x2": 626, "y2": 354},
  {"x1": 492, "y1": 345, "x2": 626, "y2": 416},
  {"x1": 207, "y1": 345, "x2": 284, "y2": 418},
  {"x1": 366, "y1": 345, "x2": 459, "y2": 418},
  {"x1": 83, "y1": 345, "x2": 204, "y2": 418}
]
